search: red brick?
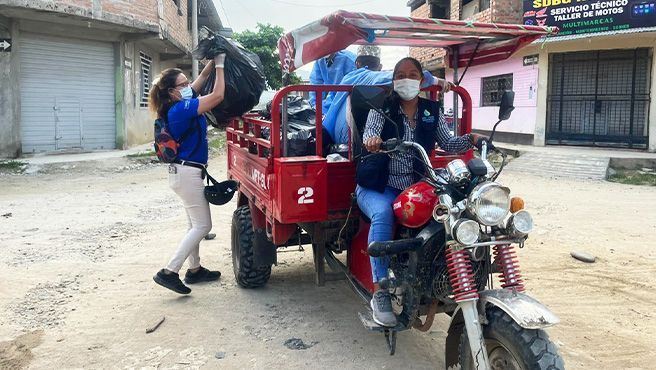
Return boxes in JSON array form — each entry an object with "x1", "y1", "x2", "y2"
[
  {"x1": 36, "y1": 0, "x2": 191, "y2": 52},
  {"x1": 410, "y1": 0, "x2": 522, "y2": 67}
]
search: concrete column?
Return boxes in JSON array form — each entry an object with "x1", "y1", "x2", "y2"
[
  {"x1": 649, "y1": 46, "x2": 656, "y2": 153},
  {"x1": 115, "y1": 40, "x2": 126, "y2": 149},
  {"x1": 0, "y1": 19, "x2": 21, "y2": 158},
  {"x1": 533, "y1": 47, "x2": 549, "y2": 147},
  {"x1": 191, "y1": 0, "x2": 198, "y2": 79}
]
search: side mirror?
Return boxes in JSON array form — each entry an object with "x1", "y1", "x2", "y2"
[
  {"x1": 498, "y1": 90, "x2": 515, "y2": 121},
  {"x1": 351, "y1": 85, "x2": 388, "y2": 110}
]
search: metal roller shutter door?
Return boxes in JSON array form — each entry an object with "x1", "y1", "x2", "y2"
[
  {"x1": 546, "y1": 49, "x2": 651, "y2": 149},
  {"x1": 19, "y1": 33, "x2": 116, "y2": 153}
]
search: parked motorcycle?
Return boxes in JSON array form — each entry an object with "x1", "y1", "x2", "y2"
[
  {"x1": 329, "y1": 86, "x2": 564, "y2": 370},
  {"x1": 227, "y1": 11, "x2": 563, "y2": 369}
]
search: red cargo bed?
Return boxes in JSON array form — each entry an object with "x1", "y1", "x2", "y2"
[{"x1": 227, "y1": 84, "x2": 473, "y2": 246}]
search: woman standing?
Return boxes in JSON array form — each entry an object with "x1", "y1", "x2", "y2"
[
  {"x1": 148, "y1": 54, "x2": 226, "y2": 294},
  {"x1": 357, "y1": 57, "x2": 486, "y2": 326}
]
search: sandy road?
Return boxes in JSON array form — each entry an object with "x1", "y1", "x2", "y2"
[{"x1": 0, "y1": 154, "x2": 655, "y2": 369}]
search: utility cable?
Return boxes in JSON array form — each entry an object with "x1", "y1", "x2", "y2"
[{"x1": 216, "y1": 0, "x2": 232, "y2": 28}]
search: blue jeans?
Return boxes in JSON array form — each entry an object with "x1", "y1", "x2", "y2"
[{"x1": 356, "y1": 185, "x2": 402, "y2": 283}]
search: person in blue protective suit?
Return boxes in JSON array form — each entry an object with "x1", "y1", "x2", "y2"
[
  {"x1": 308, "y1": 49, "x2": 356, "y2": 109},
  {"x1": 323, "y1": 48, "x2": 453, "y2": 146}
]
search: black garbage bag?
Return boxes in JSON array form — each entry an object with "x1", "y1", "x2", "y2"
[
  {"x1": 259, "y1": 95, "x2": 316, "y2": 123},
  {"x1": 257, "y1": 94, "x2": 334, "y2": 157},
  {"x1": 193, "y1": 29, "x2": 266, "y2": 125},
  {"x1": 287, "y1": 124, "x2": 334, "y2": 157},
  {"x1": 288, "y1": 127, "x2": 315, "y2": 157},
  {"x1": 260, "y1": 95, "x2": 316, "y2": 140}
]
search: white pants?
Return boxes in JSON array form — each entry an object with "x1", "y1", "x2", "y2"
[{"x1": 166, "y1": 164, "x2": 212, "y2": 273}]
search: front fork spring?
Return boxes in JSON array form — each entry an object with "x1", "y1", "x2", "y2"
[
  {"x1": 445, "y1": 247, "x2": 479, "y2": 302},
  {"x1": 493, "y1": 244, "x2": 525, "y2": 292}
]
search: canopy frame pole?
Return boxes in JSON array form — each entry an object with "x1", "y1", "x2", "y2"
[
  {"x1": 452, "y1": 47, "x2": 459, "y2": 135},
  {"x1": 282, "y1": 93, "x2": 289, "y2": 157},
  {"x1": 457, "y1": 41, "x2": 481, "y2": 86}
]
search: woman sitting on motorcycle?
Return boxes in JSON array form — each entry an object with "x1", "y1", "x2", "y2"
[{"x1": 357, "y1": 57, "x2": 486, "y2": 327}]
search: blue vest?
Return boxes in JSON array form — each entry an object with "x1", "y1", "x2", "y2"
[{"x1": 381, "y1": 97, "x2": 441, "y2": 182}]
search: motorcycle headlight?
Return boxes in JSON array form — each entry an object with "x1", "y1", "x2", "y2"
[
  {"x1": 467, "y1": 182, "x2": 511, "y2": 226},
  {"x1": 452, "y1": 219, "x2": 480, "y2": 245},
  {"x1": 507, "y1": 210, "x2": 533, "y2": 237}
]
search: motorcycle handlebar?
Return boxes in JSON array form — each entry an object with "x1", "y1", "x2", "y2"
[
  {"x1": 380, "y1": 138, "x2": 399, "y2": 152},
  {"x1": 382, "y1": 139, "x2": 498, "y2": 184}
]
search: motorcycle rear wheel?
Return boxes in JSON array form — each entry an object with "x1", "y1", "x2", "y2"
[{"x1": 458, "y1": 308, "x2": 565, "y2": 370}]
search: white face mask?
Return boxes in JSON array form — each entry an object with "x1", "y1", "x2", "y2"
[
  {"x1": 180, "y1": 86, "x2": 193, "y2": 100},
  {"x1": 393, "y1": 79, "x2": 421, "y2": 101}
]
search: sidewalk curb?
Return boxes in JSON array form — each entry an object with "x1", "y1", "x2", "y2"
[{"x1": 18, "y1": 143, "x2": 154, "y2": 166}]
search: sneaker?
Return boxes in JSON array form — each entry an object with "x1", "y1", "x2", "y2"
[
  {"x1": 204, "y1": 233, "x2": 217, "y2": 240},
  {"x1": 184, "y1": 266, "x2": 221, "y2": 284},
  {"x1": 153, "y1": 269, "x2": 191, "y2": 294},
  {"x1": 370, "y1": 290, "x2": 397, "y2": 327}
]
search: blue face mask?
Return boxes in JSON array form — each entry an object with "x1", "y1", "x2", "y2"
[{"x1": 180, "y1": 86, "x2": 193, "y2": 100}]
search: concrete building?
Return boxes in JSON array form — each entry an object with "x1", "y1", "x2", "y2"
[
  {"x1": 0, "y1": 0, "x2": 223, "y2": 157},
  {"x1": 408, "y1": 0, "x2": 656, "y2": 152}
]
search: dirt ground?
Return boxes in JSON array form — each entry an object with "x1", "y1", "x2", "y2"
[{"x1": 1, "y1": 153, "x2": 655, "y2": 370}]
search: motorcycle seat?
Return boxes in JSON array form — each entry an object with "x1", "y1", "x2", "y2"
[{"x1": 348, "y1": 93, "x2": 371, "y2": 157}]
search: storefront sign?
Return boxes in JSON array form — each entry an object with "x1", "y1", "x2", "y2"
[
  {"x1": 523, "y1": 0, "x2": 656, "y2": 36},
  {"x1": 523, "y1": 54, "x2": 539, "y2": 66}
]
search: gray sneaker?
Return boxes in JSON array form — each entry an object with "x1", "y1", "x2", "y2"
[{"x1": 370, "y1": 290, "x2": 397, "y2": 327}]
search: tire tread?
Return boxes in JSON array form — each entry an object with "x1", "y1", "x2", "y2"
[
  {"x1": 232, "y1": 206, "x2": 272, "y2": 288},
  {"x1": 458, "y1": 307, "x2": 565, "y2": 370}
]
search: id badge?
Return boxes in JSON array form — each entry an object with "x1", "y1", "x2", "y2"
[{"x1": 168, "y1": 164, "x2": 177, "y2": 174}]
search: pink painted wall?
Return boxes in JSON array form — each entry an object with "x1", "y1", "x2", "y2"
[{"x1": 445, "y1": 56, "x2": 539, "y2": 135}]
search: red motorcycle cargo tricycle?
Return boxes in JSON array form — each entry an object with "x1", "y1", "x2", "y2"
[{"x1": 226, "y1": 11, "x2": 564, "y2": 370}]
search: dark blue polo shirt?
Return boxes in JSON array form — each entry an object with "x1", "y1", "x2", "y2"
[{"x1": 167, "y1": 92, "x2": 208, "y2": 164}]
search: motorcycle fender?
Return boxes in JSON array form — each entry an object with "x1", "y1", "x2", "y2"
[
  {"x1": 480, "y1": 289, "x2": 560, "y2": 330},
  {"x1": 444, "y1": 290, "x2": 560, "y2": 368}
]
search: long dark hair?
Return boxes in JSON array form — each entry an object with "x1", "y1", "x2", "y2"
[{"x1": 149, "y1": 68, "x2": 183, "y2": 119}]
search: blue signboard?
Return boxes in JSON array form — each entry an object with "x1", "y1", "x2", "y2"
[{"x1": 523, "y1": 0, "x2": 656, "y2": 36}]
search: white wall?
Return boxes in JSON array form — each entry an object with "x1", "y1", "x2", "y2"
[{"x1": 445, "y1": 47, "x2": 540, "y2": 135}]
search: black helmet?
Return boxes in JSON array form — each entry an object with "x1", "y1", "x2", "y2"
[{"x1": 204, "y1": 173, "x2": 238, "y2": 206}]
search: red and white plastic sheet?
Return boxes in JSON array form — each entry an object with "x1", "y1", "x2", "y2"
[{"x1": 278, "y1": 10, "x2": 558, "y2": 72}]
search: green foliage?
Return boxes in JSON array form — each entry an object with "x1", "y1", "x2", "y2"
[
  {"x1": 0, "y1": 160, "x2": 27, "y2": 174},
  {"x1": 126, "y1": 150, "x2": 155, "y2": 158},
  {"x1": 208, "y1": 128, "x2": 226, "y2": 156},
  {"x1": 608, "y1": 169, "x2": 656, "y2": 186},
  {"x1": 233, "y1": 24, "x2": 302, "y2": 90}
]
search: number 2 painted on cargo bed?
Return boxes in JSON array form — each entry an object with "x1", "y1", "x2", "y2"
[{"x1": 297, "y1": 187, "x2": 314, "y2": 204}]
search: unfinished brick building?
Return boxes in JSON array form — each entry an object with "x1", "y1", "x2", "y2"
[{"x1": 0, "y1": 0, "x2": 223, "y2": 156}]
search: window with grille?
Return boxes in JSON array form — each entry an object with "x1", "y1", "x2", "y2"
[
  {"x1": 430, "y1": 2, "x2": 449, "y2": 18},
  {"x1": 172, "y1": 0, "x2": 183, "y2": 15},
  {"x1": 481, "y1": 73, "x2": 513, "y2": 107},
  {"x1": 461, "y1": 0, "x2": 489, "y2": 19},
  {"x1": 139, "y1": 52, "x2": 152, "y2": 108}
]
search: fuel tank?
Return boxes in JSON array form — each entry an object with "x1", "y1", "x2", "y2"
[{"x1": 392, "y1": 181, "x2": 439, "y2": 228}]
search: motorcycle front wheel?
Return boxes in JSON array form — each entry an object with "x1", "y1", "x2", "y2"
[{"x1": 458, "y1": 308, "x2": 565, "y2": 370}]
